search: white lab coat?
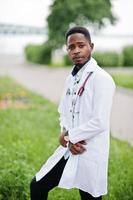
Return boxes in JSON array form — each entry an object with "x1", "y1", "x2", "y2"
[{"x1": 36, "y1": 58, "x2": 116, "y2": 197}]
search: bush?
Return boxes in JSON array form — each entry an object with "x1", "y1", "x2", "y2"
[
  {"x1": 93, "y1": 51, "x2": 121, "y2": 67},
  {"x1": 111, "y1": 74, "x2": 133, "y2": 89},
  {"x1": 122, "y1": 45, "x2": 133, "y2": 66},
  {"x1": 25, "y1": 43, "x2": 52, "y2": 65},
  {"x1": 63, "y1": 54, "x2": 73, "y2": 66}
]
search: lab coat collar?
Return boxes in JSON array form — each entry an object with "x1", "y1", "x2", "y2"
[
  {"x1": 84, "y1": 57, "x2": 98, "y2": 73},
  {"x1": 71, "y1": 57, "x2": 98, "y2": 77},
  {"x1": 75, "y1": 58, "x2": 97, "y2": 96}
]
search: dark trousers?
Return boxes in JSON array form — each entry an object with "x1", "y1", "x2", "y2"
[{"x1": 30, "y1": 157, "x2": 102, "y2": 200}]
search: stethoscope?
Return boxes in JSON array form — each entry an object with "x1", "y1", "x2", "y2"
[
  {"x1": 66, "y1": 72, "x2": 93, "y2": 127},
  {"x1": 66, "y1": 71, "x2": 93, "y2": 97}
]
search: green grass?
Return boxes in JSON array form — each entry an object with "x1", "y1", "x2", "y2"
[
  {"x1": 111, "y1": 74, "x2": 133, "y2": 89},
  {"x1": 0, "y1": 77, "x2": 133, "y2": 200}
]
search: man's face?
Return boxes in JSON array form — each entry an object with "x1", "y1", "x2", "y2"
[{"x1": 67, "y1": 33, "x2": 94, "y2": 66}]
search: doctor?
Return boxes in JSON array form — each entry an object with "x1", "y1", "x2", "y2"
[{"x1": 30, "y1": 26, "x2": 115, "y2": 200}]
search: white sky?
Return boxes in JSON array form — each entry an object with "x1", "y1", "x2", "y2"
[
  {"x1": 0, "y1": 0, "x2": 52, "y2": 27},
  {"x1": 0, "y1": 0, "x2": 133, "y2": 35}
]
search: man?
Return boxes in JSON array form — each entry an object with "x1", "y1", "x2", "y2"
[{"x1": 30, "y1": 26, "x2": 115, "y2": 200}]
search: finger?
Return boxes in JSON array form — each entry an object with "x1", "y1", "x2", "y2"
[
  {"x1": 70, "y1": 145, "x2": 80, "y2": 155},
  {"x1": 63, "y1": 143, "x2": 67, "y2": 147},
  {"x1": 73, "y1": 144, "x2": 85, "y2": 154},
  {"x1": 76, "y1": 143, "x2": 86, "y2": 151},
  {"x1": 70, "y1": 147, "x2": 85, "y2": 155},
  {"x1": 70, "y1": 148, "x2": 79, "y2": 155}
]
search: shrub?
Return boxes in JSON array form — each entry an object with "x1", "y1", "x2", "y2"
[
  {"x1": 111, "y1": 74, "x2": 133, "y2": 89},
  {"x1": 63, "y1": 54, "x2": 73, "y2": 66},
  {"x1": 122, "y1": 45, "x2": 133, "y2": 66},
  {"x1": 25, "y1": 43, "x2": 52, "y2": 65},
  {"x1": 93, "y1": 51, "x2": 121, "y2": 67}
]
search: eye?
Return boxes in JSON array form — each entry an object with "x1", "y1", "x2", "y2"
[
  {"x1": 79, "y1": 44, "x2": 85, "y2": 48},
  {"x1": 68, "y1": 45, "x2": 75, "y2": 51}
]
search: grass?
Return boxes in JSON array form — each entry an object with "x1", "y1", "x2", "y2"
[
  {"x1": 111, "y1": 74, "x2": 133, "y2": 89},
  {"x1": 0, "y1": 77, "x2": 133, "y2": 200}
]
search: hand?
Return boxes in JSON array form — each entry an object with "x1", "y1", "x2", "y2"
[
  {"x1": 59, "y1": 133, "x2": 68, "y2": 147},
  {"x1": 69, "y1": 140, "x2": 87, "y2": 155}
]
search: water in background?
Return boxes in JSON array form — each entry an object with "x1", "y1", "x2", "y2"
[
  {"x1": 92, "y1": 35, "x2": 133, "y2": 52},
  {"x1": 0, "y1": 35, "x2": 45, "y2": 55},
  {"x1": 0, "y1": 34, "x2": 133, "y2": 55}
]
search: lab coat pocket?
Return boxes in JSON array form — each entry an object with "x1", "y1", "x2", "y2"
[{"x1": 77, "y1": 157, "x2": 98, "y2": 190}]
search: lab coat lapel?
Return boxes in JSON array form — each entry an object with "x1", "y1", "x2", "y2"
[{"x1": 76, "y1": 57, "x2": 97, "y2": 95}]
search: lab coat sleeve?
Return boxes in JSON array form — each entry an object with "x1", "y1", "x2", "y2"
[
  {"x1": 69, "y1": 74, "x2": 116, "y2": 144},
  {"x1": 58, "y1": 76, "x2": 70, "y2": 132}
]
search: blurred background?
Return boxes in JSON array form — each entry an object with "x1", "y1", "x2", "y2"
[{"x1": 0, "y1": 0, "x2": 133, "y2": 57}]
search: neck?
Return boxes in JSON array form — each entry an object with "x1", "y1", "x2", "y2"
[{"x1": 76, "y1": 58, "x2": 90, "y2": 70}]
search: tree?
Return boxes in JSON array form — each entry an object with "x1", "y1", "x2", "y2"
[{"x1": 47, "y1": 0, "x2": 116, "y2": 49}]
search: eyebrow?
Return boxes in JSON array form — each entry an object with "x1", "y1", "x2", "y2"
[{"x1": 68, "y1": 41, "x2": 85, "y2": 46}]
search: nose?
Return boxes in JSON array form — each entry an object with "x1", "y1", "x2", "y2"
[{"x1": 73, "y1": 46, "x2": 80, "y2": 54}]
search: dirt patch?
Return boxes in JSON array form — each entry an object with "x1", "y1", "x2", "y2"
[{"x1": 0, "y1": 96, "x2": 31, "y2": 109}]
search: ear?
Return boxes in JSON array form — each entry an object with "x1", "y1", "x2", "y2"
[{"x1": 90, "y1": 43, "x2": 94, "y2": 50}]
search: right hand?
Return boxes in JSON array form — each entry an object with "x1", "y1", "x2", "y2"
[{"x1": 59, "y1": 133, "x2": 68, "y2": 147}]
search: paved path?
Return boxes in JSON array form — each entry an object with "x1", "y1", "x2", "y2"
[{"x1": 0, "y1": 55, "x2": 133, "y2": 145}]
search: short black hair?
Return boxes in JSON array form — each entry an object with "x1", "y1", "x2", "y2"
[{"x1": 65, "y1": 26, "x2": 91, "y2": 42}]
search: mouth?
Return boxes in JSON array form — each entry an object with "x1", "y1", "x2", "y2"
[{"x1": 73, "y1": 56, "x2": 83, "y2": 63}]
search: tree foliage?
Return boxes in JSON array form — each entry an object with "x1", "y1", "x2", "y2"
[{"x1": 47, "y1": 0, "x2": 116, "y2": 48}]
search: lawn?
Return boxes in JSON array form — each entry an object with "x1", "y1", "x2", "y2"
[
  {"x1": 0, "y1": 77, "x2": 133, "y2": 200},
  {"x1": 111, "y1": 74, "x2": 133, "y2": 89}
]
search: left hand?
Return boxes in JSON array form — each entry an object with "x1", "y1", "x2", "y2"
[{"x1": 69, "y1": 140, "x2": 86, "y2": 155}]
